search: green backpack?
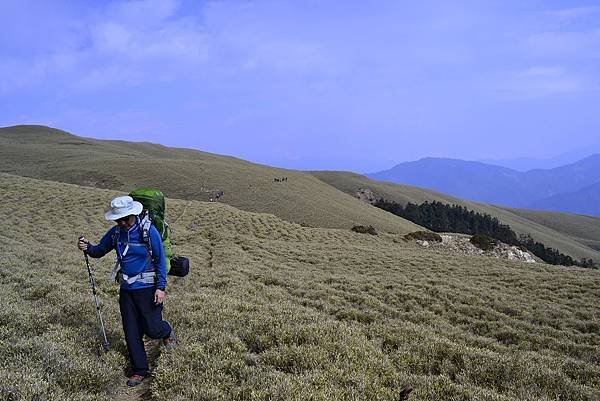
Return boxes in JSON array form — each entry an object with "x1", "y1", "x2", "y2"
[{"x1": 129, "y1": 188, "x2": 173, "y2": 273}]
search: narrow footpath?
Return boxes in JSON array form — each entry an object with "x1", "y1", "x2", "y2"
[{"x1": 115, "y1": 338, "x2": 162, "y2": 401}]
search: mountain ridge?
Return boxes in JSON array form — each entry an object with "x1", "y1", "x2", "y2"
[
  {"x1": 530, "y1": 181, "x2": 600, "y2": 216},
  {"x1": 367, "y1": 155, "x2": 600, "y2": 215}
]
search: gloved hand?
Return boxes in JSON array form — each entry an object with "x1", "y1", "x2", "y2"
[{"x1": 78, "y1": 236, "x2": 90, "y2": 252}]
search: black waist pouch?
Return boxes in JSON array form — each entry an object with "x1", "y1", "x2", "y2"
[{"x1": 169, "y1": 256, "x2": 190, "y2": 277}]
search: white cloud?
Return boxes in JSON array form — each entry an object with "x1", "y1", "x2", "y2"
[
  {"x1": 521, "y1": 66, "x2": 565, "y2": 78},
  {"x1": 0, "y1": 0, "x2": 339, "y2": 94},
  {"x1": 547, "y1": 6, "x2": 600, "y2": 21},
  {"x1": 525, "y1": 29, "x2": 600, "y2": 59},
  {"x1": 0, "y1": 0, "x2": 213, "y2": 93},
  {"x1": 524, "y1": 5, "x2": 600, "y2": 60},
  {"x1": 103, "y1": 0, "x2": 180, "y2": 27},
  {"x1": 496, "y1": 66, "x2": 591, "y2": 100},
  {"x1": 93, "y1": 22, "x2": 133, "y2": 53}
]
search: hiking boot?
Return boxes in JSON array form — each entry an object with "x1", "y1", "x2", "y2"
[
  {"x1": 163, "y1": 330, "x2": 177, "y2": 350},
  {"x1": 399, "y1": 384, "x2": 414, "y2": 400},
  {"x1": 126, "y1": 374, "x2": 144, "y2": 387}
]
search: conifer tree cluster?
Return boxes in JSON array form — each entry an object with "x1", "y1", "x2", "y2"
[{"x1": 374, "y1": 199, "x2": 595, "y2": 268}]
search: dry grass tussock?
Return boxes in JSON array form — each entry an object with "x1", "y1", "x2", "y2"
[{"x1": 1, "y1": 173, "x2": 600, "y2": 401}]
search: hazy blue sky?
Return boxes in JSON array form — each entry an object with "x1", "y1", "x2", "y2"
[{"x1": 1, "y1": 0, "x2": 600, "y2": 172}]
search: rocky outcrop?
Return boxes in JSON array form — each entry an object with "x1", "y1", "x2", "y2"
[
  {"x1": 354, "y1": 188, "x2": 378, "y2": 204},
  {"x1": 414, "y1": 233, "x2": 537, "y2": 263}
]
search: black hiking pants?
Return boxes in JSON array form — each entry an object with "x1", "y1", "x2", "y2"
[{"x1": 119, "y1": 287, "x2": 172, "y2": 376}]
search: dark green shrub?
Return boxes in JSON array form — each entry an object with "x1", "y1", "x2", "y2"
[
  {"x1": 404, "y1": 231, "x2": 442, "y2": 242},
  {"x1": 470, "y1": 233, "x2": 496, "y2": 251},
  {"x1": 375, "y1": 198, "x2": 595, "y2": 268},
  {"x1": 351, "y1": 225, "x2": 378, "y2": 235}
]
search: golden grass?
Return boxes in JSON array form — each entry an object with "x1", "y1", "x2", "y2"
[
  {"x1": 1, "y1": 173, "x2": 599, "y2": 400},
  {"x1": 310, "y1": 171, "x2": 600, "y2": 262}
]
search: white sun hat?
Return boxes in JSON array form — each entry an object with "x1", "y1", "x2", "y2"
[{"x1": 104, "y1": 196, "x2": 143, "y2": 221}]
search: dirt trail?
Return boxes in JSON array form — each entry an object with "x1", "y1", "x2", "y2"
[
  {"x1": 114, "y1": 338, "x2": 162, "y2": 401},
  {"x1": 171, "y1": 202, "x2": 189, "y2": 225}
]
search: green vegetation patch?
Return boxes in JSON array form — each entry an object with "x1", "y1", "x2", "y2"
[
  {"x1": 376, "y1": 199, "x2": 596, "y2": 268},
  {"x1": 404, "y1": 231, "x2": 443, "y2": 243},
  {"x1": 470, "y1": 234, "x2": 496, "y2": 251},
  {"x1": 351, "y1": 225, "x2": 378, "y2": 235}
]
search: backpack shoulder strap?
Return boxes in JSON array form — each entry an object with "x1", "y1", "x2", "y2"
[
  {"x1": 138, "y1": 212, "x2": 148, "y2": 237},
  {"x1": 109, "y1": 227, "x2": 122, "y2": 282},
  {"x1": 111, "y1": 227, "x2": 120, "y2": 254},
  {"x1": 138, "y1": 213, "x2": 159, "y2": 274},
  {"x1": 139, "y1": 212, "x2": 153, "y2": 257},
  {"x1": 111, "y1": 226, "x2": 119, "y2": 240}
]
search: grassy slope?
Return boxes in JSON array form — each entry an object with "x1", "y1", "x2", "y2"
[
  {"x1": 502, "y1": 208, "x2": 600, "y2": 252},
  {"x1": 2, "y1": 173, "x2": 600, "y2": 401},
  {"x1": 0, "y1": 125, "x2": 421, "y2": 235},
  {"x1": 310, "y1": 171, "x2": 600, "y2": 262}
]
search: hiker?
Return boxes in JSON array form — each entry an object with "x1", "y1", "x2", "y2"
[{"x1": 77, "y1": 195, "x2": 176, "y2": 387}]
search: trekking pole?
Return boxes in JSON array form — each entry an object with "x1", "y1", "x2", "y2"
[{"x1": 80, "y1": 236, "x2": 110, "y2": 352}]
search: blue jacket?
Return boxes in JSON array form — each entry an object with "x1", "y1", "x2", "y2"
[{"x1": 87, "y1": 218, "x2": 167, "y2": 291}]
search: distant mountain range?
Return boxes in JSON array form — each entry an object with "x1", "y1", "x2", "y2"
[
  {"x1": 367, "y1": 155, "x2": 600, "y2": 216},
  {"x1": 479, "y1": 144, "x2": 600, "y2": 171},
  {"x1": 531, "y1": 182, "x2": 600, "y2": 215}
]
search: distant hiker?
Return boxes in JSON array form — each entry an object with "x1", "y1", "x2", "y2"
[{"x1": 77, "y1": 195, "x2": 177, "y2": 387}]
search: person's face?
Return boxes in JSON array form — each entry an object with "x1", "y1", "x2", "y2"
[{"x1": 115, "y1": 215, "x2": 135, "y2": 228}]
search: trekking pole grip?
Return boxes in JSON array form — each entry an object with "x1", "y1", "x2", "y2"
[{"x1": 79, "y1": 235, "x2": 90, "y2": 258}]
